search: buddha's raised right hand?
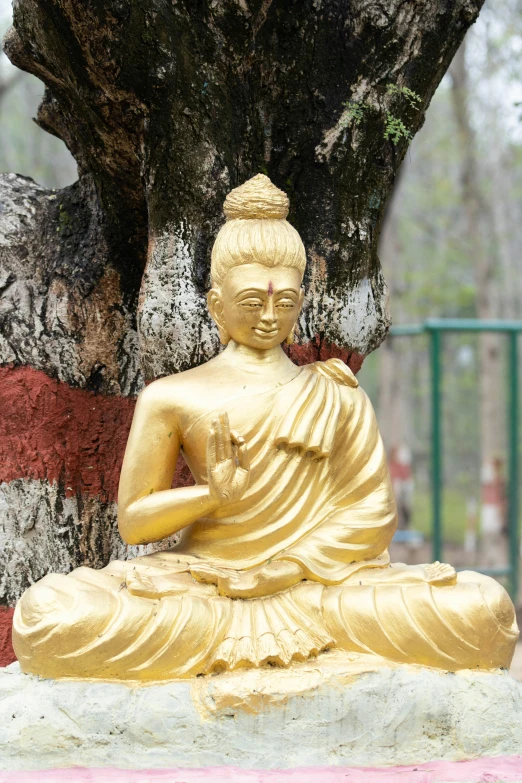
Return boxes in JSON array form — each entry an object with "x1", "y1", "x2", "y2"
[{"x1": 207, "y1": 412, "x2": 250, "y2": 505}]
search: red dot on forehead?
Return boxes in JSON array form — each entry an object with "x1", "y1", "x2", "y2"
[{"x1": 268, "y1": 281, "x2": 273, "y2": 295}]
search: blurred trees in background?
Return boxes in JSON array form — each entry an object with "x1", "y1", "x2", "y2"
[
  {"x1": 361, "y1": 0, "x2": 522, "y2": 544},
  {"x1": 0, "y1": 0, "x2": 76, "y2": 188}
]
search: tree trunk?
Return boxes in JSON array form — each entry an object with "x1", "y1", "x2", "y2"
[
  {"x1": 489, "y1": 150, "x2": 521, "y2": 321},
  {"x1": 1, "y1": 0, "x2": 484, "y2": 604}
]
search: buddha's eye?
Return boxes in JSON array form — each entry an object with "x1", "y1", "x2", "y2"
[
  {"x1": 239, "y1": 299, "x2": 263, "y2": 309},
  {"x1": 276, "y1": 300, "x2": 296, "y2": 309}
]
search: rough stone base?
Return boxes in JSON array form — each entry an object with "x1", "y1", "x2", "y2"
[{"x1": 2, "y1": 652, "x2": 522, "y2": 771}]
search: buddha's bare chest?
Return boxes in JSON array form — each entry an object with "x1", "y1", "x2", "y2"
[
  {"x1": 175, "y1": 380, "x2": 285, "y2": 472},
  {"x1": 176, "y1": 382, "x2": 271, "y2": 435}
]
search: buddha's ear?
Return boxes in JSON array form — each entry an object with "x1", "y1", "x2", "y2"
[
  {"x1": 207, "y1": 288, "x2": 223, "y2": 326},
  {"x1": 207, "y1": 288, "x2": 230, "y2": 345},
  {"x1": 298, "y1": 286, "x2": 305, "y2": 312}
]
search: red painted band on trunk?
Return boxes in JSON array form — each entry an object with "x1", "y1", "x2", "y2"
[
  {"x1": 0, "y1": 607, "x2": 15, "y2": 667},
  {"x1": 0, "y1": 365, "x2": 136, "y2": 500},
  {"x1": 285, "y1": 337, "x2": 365, "y2": 374},
  {"x1": 0, "y1": 366, "x2": 195, "y2": 500}
]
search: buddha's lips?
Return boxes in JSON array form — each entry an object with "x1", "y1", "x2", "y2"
[{"x1": 0, "y1": 341, "x2": 363, "y2": 501}]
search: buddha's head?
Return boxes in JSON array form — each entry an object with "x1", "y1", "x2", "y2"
[{"x1": 208, "y1": 174, "x2": 306, "y2": 350}]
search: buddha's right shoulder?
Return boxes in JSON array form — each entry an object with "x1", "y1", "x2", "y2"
[{"x1": 136, "y1": 364, "x2": 212, "y2": 410}]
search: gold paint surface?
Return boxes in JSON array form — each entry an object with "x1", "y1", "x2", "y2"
[{"x1": 13, "y1": 175, "x2": 519, "y2": 682}]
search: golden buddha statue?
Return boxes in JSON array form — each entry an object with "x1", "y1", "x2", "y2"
[{"x1": 13, "y1": 175, "x2": 518, "y2": 681}]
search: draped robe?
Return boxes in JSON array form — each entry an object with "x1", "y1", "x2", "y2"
[{"x1": 13, "y1": 360, "x2": 518, "y2": 680}]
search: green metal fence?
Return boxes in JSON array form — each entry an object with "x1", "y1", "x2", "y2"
[{"x1": 389, "y1": 318, "x2": 522, "y2": 600}]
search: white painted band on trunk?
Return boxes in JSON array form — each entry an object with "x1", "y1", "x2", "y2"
[
  {"x1": 0, "y1": 477, "x2": 181, "y2": 605},
  {"x1": 138, "y1": 226, "x2": 220, "y2": 379},
  {"x1": 0, "y1": 478, "x2": 122, "y2": 605},
  {"x1": 300, "y1": 270, "x2": 390, "y2": 353}
]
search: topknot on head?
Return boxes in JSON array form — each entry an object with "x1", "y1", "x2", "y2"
[
  {"x1": 210, "y1": 173, "x2": 306, "y2": 287},
  {"x1": 223, "y1": 174, "x2": 289, "y2": 221}
]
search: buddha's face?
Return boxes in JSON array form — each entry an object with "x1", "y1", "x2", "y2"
[{"x1": 208, "y1": 263, "x2": 304, "y2": 350}]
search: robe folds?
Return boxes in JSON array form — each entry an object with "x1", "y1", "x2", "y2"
[{"x1": 13, "y1": 360, "x2": 518, "y2": 680}]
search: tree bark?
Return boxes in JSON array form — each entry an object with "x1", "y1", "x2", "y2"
[{"x1": 1, "y1": 0, "x2": 484, "y2": 603}]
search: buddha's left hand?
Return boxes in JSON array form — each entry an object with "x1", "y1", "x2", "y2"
[
  {"x1": 191, "y1": 559, "x2": 305, "y2": 598},
  {"x1": 207, "y1": 412, "x2": 250, "y2": 505}
]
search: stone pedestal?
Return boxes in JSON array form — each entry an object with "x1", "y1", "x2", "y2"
[{"x1": 2, "y1": 652, "x2": 522, "y2": 771}]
